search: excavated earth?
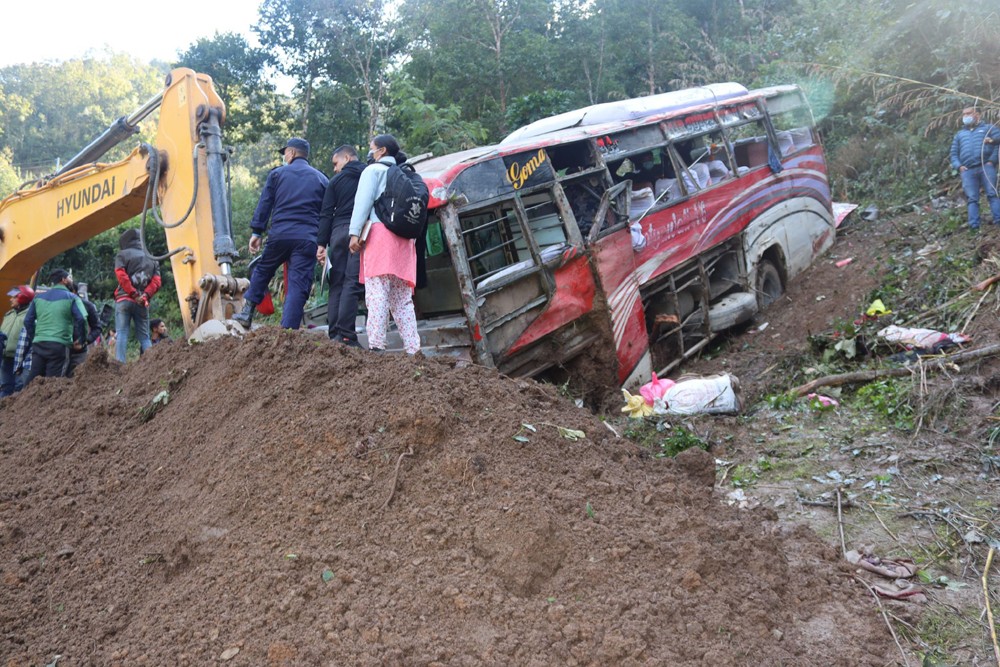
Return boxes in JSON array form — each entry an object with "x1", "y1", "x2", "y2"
[{"x1": 0, "y1": 330, "x2": 894, "y2": 666}]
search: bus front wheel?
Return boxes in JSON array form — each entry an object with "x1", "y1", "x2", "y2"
[{"x1": 756, "y1": 260, "x2": 783, "y2": 309}]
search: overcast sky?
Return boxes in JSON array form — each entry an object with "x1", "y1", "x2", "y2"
[{"x1": 0, "y1": 0, "x2": 261, "y2": 67}]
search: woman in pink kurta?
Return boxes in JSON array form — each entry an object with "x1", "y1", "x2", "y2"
[{"x1": 348, "y1": 135, "x2": 421, "y2": 354}]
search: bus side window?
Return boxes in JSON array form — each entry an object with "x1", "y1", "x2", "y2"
[
  {"x1": 565, "y1": 178, "x2": 607, "y2": 239},
  {"x1": 727, "y1": 119, "x2": 771, "y2": 171},
  {"x1": 688, "y1": 133, "x2": 733, "y2": 185},
  {"x1": 672, "y1": 140, "x2": 710, "y2": 193},
  {"x1": 460, "y1": 209, "x2": 517, "y2": 279},
  {"x1": 771, "y1": 111, "x2": 815, "y2": 156}
]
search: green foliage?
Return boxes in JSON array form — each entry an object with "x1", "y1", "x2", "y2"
[
  {"x1": 0, "y1": 147, "x2": 21, "y2": 198},
  {"x1": 504, "y1": 90, "x2": 576, "y2": 131},
  {"x1": 729, "y1": 457, "x2": 774, "y2": 488},
  {"x1": 0, "y1": 54, "x2": 162, "y2": 176},
  {"x1": 855, "y1": 379, "x2": 915, "y2": 430},
  {"x1": 767, "y1": 392, "x2": 799, "y2": 410},
  {"x1": 388, "y1": 77, "x2": 488, "y2": 155},
  {"x1": 624, "y1": 420, "x2": 708, "y2": 458},
  {"x1": 656, "y1": 426, "x2": 708, "y2": 459},
  {"x1": 174, "y1": 33, "x2": 285, "y2": 143}
]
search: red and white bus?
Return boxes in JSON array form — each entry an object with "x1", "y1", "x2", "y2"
[{"x1": 405, "y1": 82, "x2": 834, "y2": 387}]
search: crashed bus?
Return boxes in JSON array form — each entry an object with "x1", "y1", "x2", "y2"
[{"x1": 396, "y1": 82, "x2": 834, "y2": 387}]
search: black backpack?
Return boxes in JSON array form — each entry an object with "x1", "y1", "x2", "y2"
[{"x1": 373, "y1": 163, "x2": 429, "y2": 240}]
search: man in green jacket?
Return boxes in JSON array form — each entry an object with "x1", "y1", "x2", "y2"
[
  {"x1": 1, "y1": 285, "x2": 34, "y2": 397},
  {"x1": 22, "y1": 269, "x2": 87, "y2": 386}
]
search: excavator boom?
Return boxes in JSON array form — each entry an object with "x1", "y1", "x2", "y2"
[{"x1": 0, "y1": 68, "x2": 244, "y2": 336}]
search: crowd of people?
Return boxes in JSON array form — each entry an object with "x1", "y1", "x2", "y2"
[
  {"x1": 0, "y1": 132, "x2": 423, "y2": 398},
  {"x1": 0, "y1": 227, "x2": 166, "y2": 396},
  {"x1": 236, "y1": 133, "x2": 423, "y2": 354}
]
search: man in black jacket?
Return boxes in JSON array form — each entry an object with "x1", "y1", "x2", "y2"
[
  {"x1": 316, "y1": 145, "x2": 367, "y2": 345},
  {"x1": 66, "y1": 281, "x2": 101, "y2": 377}
]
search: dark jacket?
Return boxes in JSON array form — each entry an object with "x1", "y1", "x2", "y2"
[
  {"x1": 24, "y1": 285, "x2": 86, "y2": 347},
  {"x1": 251, "y1": 157, "x2": 329, "y2": 243},
  {"x1": 114, "y1": 229, "x2": 162, "y2": 303},
  {"x1": 81, "y1": 298, "x2": 101, "y2": 345},
  {"x1": 950, "y1": 122, "x2": 1000, "y2": 170},
  {"x1": 317, "y1": 160, "x2": 366, "y2": 247}
]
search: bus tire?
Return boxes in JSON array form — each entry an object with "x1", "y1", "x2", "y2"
[{"x1": 756, "y1": 260, "x2": 783, "y2": 309}]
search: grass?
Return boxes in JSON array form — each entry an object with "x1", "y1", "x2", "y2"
[
  {"x1": 699, "y1": 210, "x2": 1000, "y2": 663},
  {"x1": 623, "y1": 420, "x2": 709, "y2": 458}
]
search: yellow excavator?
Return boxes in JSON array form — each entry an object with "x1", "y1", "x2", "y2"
[{"x1": 0, "y1": 68, "x2": 248, "y2": 339}]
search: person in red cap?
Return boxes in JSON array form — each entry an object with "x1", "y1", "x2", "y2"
[{"x1": 1, "y1": 285, "x2": 35, "y2": 397}]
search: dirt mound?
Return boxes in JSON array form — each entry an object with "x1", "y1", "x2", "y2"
[{"x1": 0, "y1": 330, "x2": 892, "y2": 666}]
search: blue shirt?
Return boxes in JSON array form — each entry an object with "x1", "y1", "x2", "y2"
[{"x1": 251, "y1": 157, "x2": 330, "y2": 243}]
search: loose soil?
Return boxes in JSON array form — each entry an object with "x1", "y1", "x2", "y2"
[
  {"x1": 0, "y1": 325, "x2": 895, "y2": 665},
  {"x1": 686, "y1": 211, "x2": 1000, "y2": 665}
]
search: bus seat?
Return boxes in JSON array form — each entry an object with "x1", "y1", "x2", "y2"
[
  {"x1": 682, "y1": 163, "x2": 711, "y2": 191},
  {"x1": 707, "y1": 160, "x2": 731, "y2": 182},
  {"x1": 630, "y1": 187, "x2": 655, "y2": 219},
  {"x1": 776, "y1": 131, "x2": 795, "y2": 155},
  {"x1": 655, "y1": 178, "x2": 681, "y2": 200}
]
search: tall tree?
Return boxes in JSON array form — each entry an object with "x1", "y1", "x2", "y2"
[
  {"x1": 317, "y1": 0, "x2": 400, "y2": 138},
  {"x1": 402, "y1": 0, "x2": 554, "y2": 137},
  {"x1": 174, "y1": 33, "x2": 285, "y2": 143},
  {"x1": 256, "y1": 0, "x2": 329, "y2": 133}
]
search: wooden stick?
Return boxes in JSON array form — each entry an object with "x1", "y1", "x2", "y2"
[
  {"x1": 380, "y1": 446, "x2": 414, "y2": 510},
  {"x1": 866, "y1": 501, "x2": 900, "y2": 543},
  {"x1": 984, "y1": 547, "x2": 1000, "y2": 667},
  {"x1": 836, "y1": 487, "x2": 848, "y2": 557},
  {"x1": 855, "y1": 576, "x2": 910, "y2": 667},
  {"x1": 791, "y1": 343, "x2": 1000, "y2": 396},
  {"x1": 973, "y1": 274, "x2": 1000, "y2": 292},
  {"x1": 962, "y1": 287, "x2": 992, "y2": 334}
]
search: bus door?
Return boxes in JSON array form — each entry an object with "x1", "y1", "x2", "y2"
[{"x1": 450, "y1": 175, "x2": 594, "y2": 375}]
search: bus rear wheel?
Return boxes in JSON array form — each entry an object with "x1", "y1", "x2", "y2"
[{"x1": 756, "y1": 260, "x2": 783, "y2": 309}]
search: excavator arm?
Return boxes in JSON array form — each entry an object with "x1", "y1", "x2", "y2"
[{"x1": 0, "y1": 68, "x2": 246, "y2": 337}]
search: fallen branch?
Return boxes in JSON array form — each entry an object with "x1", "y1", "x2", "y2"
[
  {"x1": 854, "y1": 576, "x2": 911, "y2": 667},
  {"x1": 963, "y1": 287, "x2": 993, "y2": 335},
  {"x1": 974, "y1": 274, "x2": 1000, "y2": 292},
  {"x1": 379, "y1": 446, "x2": 414, "y2": 511},
  {"x1": 791, "y1": 343, "x2": 1000, "y2": 396},
  {"x1": 836, "y1": 487, "x2": 848, "y2": 557},
  {"x1": 984, "y1": 547, "x2": 1000, "y2": 667},
  {"x1": 901, "y1": 290, "x2": 973, "y2": 326}
]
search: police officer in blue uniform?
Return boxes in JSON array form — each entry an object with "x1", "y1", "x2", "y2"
[{"x1": 235, "y1": 137, "x2": 329, "y2": 329}]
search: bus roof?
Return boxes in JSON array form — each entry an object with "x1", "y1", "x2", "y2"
[
  {"x1": 499, "y1": 82, "x2": 748, "y2": 144},
  {"x1": 414, "y1": 83, "x2": 803, "y2": 193}
]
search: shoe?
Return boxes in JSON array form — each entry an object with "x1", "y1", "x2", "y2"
[
  {"x1": 970, "y1": 225, "x2": 980, "y2": 231},
  {"x1": 233, "y1": 300, "x2": 257, "y2": 328},
  {"x1": 340, "y1": 337, "x2": 362, "y2": 348},
  {"x1": 368, "y1": 347, "x2": 385, "y2": 353}
]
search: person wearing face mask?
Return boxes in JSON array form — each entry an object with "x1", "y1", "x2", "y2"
[
  {"x1": 950, "y1": 107, "x2": 1000, "y2": 230},
  {"x1": 631, "y1": 151, "x2": 662, "y2": 190},
  {"x1": 348, "y1": 134, "x2": 422, "y2": 354},
  {"x1": 234, "y1": 137, "x2": 330, "y2": 329}
]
